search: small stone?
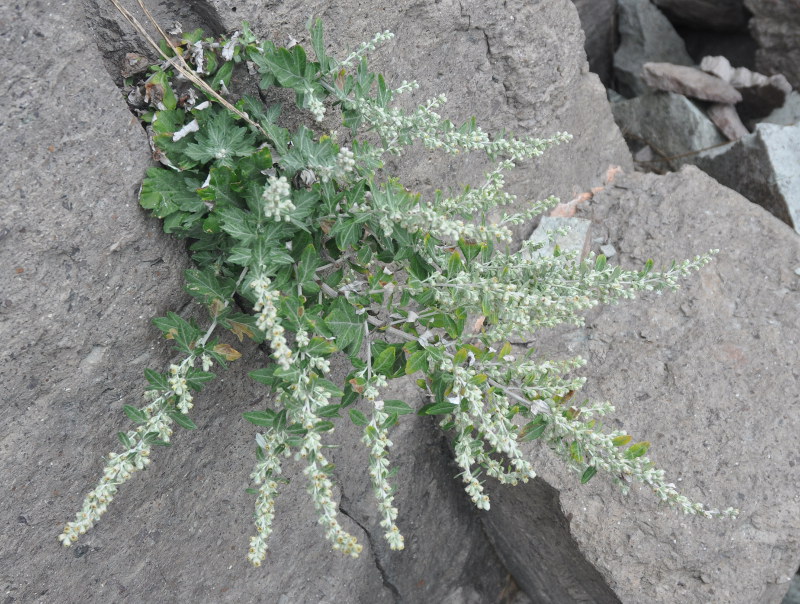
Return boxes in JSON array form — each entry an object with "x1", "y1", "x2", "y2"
[
  {"x1": 643, "y1": 62, "x2": 743, "y2": 104},
  {"x1": 794, "y1": 267, "x2": 800, "y2": 276},
  {"x1": 700, "y1": 55, "x2": 792, "y2": 122},
  {"x1": 528, "y1": 217, "x2": 592, "y2": 261},
  {"x1": 707, "y1": 104, "x2": 750, "y2": 140},
  {"x1": 600, "y1": 243, "x2": 617, "y2": 257}
]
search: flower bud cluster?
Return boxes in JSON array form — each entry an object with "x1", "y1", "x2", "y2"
[
  {"x1": 360, "y1": 374, "x2": 404, "y2": 550},
  {"x1": 262, "y1": 175, "x2": 295, "y2": 222},
  {"x1": 59, "y1": 394, "x2": 176, "y2": 546},
  {"x1": 168, "y1": 358, "x2": 194, "y2": 414},
  {"x1": 247, "y1": 429, "x2": 288, "y2": 566},
  {"x1": 251, "y1": 275, "x2": 293, "y2": 370}
]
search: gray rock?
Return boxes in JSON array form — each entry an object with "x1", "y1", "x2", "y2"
[
  {"x1": 707, "y1": 103, "x2": 750, "y2": 140},
  {"x1": 653, "y1": 0, "x2": 750, "y2": 31},
  {"x1": 643, "y1": 62, "x2": 743, "y2": 104},
  {"x1": 614, "y1": 0, "x2": 694, "y2": 98},
  {"x1": 612, "y1": 92, "x2": 726, "y2": 165},
  {"x1": 700, "y1": 55, "x2": 793, "y2": 122},
  {"x1": 761, "y1": 91, "x2": 800, "y2": 126},
  {"x1": 691, "y1": 122, "x2": 800, "y2": 232},
  {"x1": 485, "y1": 167, "x2": 800, "y2": 604},
  {"x1": 572, "y1": 0, "x2": 617, "y2": 86},
  {"x1": 3, "y1": 0, "x2": 632, "y2": 602},
  {"x1": 745, "y1": 0, "x2": 800, "y2": 89}
]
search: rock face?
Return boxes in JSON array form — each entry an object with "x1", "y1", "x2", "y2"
[
  {"x1": 2, "y1": 0, "x2": 629, "y2": 602},
  {"x1": 745, "y1": 0, "x2": 800, "y2": 89},
  {"x1": 485, "y1": 167, "x2": 800, "y2": 604},
  {"x1": 642, "y1": 62, "x2": 743, "y2": 104},
  {"x1": 612, "y1": 92, "x2": 726, "y2": 163},
  {"x1": 691, "y1": 122, "x2": 800, "y2": 231},
  {"x1": 614, "y1": 0, "x2": 694, "y2": 97},
  {"x1": 572, "y1": 0, "x2": 618, "y2": 86},
  {"x1": 653, "y1": 0, "x2": 750, "y2": 31}
]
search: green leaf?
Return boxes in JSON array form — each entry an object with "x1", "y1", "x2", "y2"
[
  {"x1": 218, "y1": 206, "x2": 258, "y2": 244},
  {"x1": 520, "y1": 416, "x2": 548, "y2": 441},
  {"x1": 144, "y1": 369, "x2": 169, "y2": 391},
  {"x1": 184, "y1": 110, "x2": 257, "y2": 168},
  {"x1": 185, "y1": 368, "x2": 216, "y2": 391},
  {"x1": 595, "y1": 254, "x2": 607, "y2": 271},
  {"x1": 420, "y1": 402, "x2": 457, "y2": 416},
  {"x1": 316, "y1": 404, "x2": 341, "y2": 418},
  {"x1": 612, "y1": 435, "x2": 632, "y2": 447},
  {"x1": 304, "y1": 337, "x2": 337, "y2": 356},
  {"x1": 331, "y1": 217, "x2": 363, "y2": 250},
  {"x1": 152, "y1": 312, "x2": 201, "y2": 354},
  {"x1": 184, "y1": 268, "x2": 236, "y2": 305},
  {"x1": 243, "y1": 410, "x2": 276, "y2": 427},
  {"x1": 140, "y1": 167, "x2": 203, "y2": 219},
  {"x1": 260, "y1": 45, "x2": 322, "y2": 95},
  {"x1": 249, "y1": 367, "x2": 279, "y2": 386},
  {"x1": 624, "y1": 441, "x2": 651, "y2": 460},
  {"x1": 147, "y1": 70, "x2": 177, "y2": 110},
  {"x1": 383, "y1": 400, "x2": 413, "y2": 415},
  {"x1": 324, "y1": 299, "x2": 364, "y2": 355},
  {"x1": 349, "y1": 408, "x2": 368, "y2": 426},
  {"x1": 309, "y1": 18, "x2": 330, "y2": 73},
  {"x1": 168, "y1": 410, "x2": 198, "y2": 430},
  {"x1": 405, "y1": 350, "x2": 428, "y2": 375},
  {"x1": 123, "y1": 405, "x2": 147, "y2": 424},
  {"x1": 117, "y1": 431, "x2": 133, "y2": 448},
  {"x1": 373, "y1": 346, "x2": 396, "y2": 376},
  {"x1": 581, "y1": 465, "x2": 598, "y2": 484},
  {"x1": 297, "y1": 243, "x2": 321, "y2": 293},
  {"x1": 314, "y1": 420, "x2": 335, "y2": 432}
]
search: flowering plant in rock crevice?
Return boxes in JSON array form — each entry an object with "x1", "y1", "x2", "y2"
[{"x1": 59, "y1": 19, "x2": 737, "y2": 566}]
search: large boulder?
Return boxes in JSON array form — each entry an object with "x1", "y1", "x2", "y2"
[
  {"x1": 3, "y1": 0, "x2": 630, "y2": 601},
  {"x1": 745, "y1": 0, "x2": 800, "y2": 89},
  {"x1": 484, "y1": 167, "x2": 800, "y2": 603}
]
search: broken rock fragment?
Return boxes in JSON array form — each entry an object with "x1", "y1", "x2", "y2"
[
  {"x1": 700, "y1": 55, "x2": 792, "y2": 122},
  {"x1": 643, "y1": 62, "x2": 743, "y2": 103},
  {"x1": 691, "y1": 122, "x2": 800, "y2": 231},
  {"x1": 612, "y1": 91, "x2": 726, "y2": 164},
  {"x1": 614, "y1": 0, "x2": 694, "y2": 97},
  {"x1": 707, "y1": 103, "x2": 749, "y2": 140}
]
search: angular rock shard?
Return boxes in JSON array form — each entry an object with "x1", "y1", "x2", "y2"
[
  {"x1": 707, "y1": 103, "x2": 750, "y2": 140},
  {"x1": 691, "y1": 122, "x2": 800, "y2": 231},
  {"x1": 612, "y1": 91, "x2": 726, "y2": 165},
  {"x1": 614, "y1": 0, "x2": 694, "y2": 97},
  {"x1": 643, "y1": 62, "x2": 743, "y2": 103}
]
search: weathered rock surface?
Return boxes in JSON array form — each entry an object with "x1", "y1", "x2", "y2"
[
  {"x1": 3, "y1": 0, "x2": 631, "y2": 602},
  {"x1": 653, "y1": 0, "x2": 750, "y2": 31},
  {"x1": 700, "y1": 55, "x2": 792, "y2": 122},
  {"x1": 691, "y1": 122, "x2": 800, "y2": 231},
  {"x1": 572, "y1": 0, "x2": 617, "y2": 86},
  {"x1": 612, "y1": 92, "x2": 726, "y2": 164},
  {"x1": 614, "y1": 0, "x2": 694, "y2": 97},
  {"x1": 745, "y1": 0, "x2": 800, "y2": 89},
  {"x1": 643, "y1": 62, "x2": 743, "y2": 104},
  {"x1": 707, "y1": 103, "x2": 750, "y2": 140},
  {"x1": 485, "y1": 167, "x2": 800, "y2": 604}
]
